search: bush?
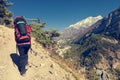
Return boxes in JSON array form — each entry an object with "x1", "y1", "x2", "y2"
[
  {"x1": 31, "y1": 22, "x2": 59, "y2": 48},
  {"x1": 0, "y1": 0, "x2": 13, "y2": 26},
  {"x1": 86, "y1": 70, "x2": 99, "y2": 80}
]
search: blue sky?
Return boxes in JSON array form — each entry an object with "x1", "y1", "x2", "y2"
[{"x1": 8, "y1": 0, "x2": 120, "y2": 31}]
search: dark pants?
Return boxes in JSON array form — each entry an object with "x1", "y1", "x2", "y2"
[{"x1": 17, "y1": 44, "x2": 30, "y2": 72}]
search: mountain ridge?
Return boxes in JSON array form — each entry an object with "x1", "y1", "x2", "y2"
[
  {"x1": 68, "y1": 15, "x2": 102, "y2": 29},
  {"x1": 65, "y1": 7, "x2": 120, "y2": 80},
  {"x1": 57, "y1": 15, "x2": 102, "y2": 42}
]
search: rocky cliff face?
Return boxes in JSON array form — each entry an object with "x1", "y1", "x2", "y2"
[{"x1": 65, "y1": 7, "x2": 120, "y2": 80}]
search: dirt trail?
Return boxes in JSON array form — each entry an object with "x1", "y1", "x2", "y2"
[{"x1": 0, "y1": 25, "x2": 78, "y2": 80}]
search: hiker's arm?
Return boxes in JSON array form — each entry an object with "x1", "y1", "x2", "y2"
[
  {"x1": 14, "y1": 30, "x2": 19, "y2": 42},
  {"x1": 27, "y1": 25, "x2": 31, "y2": 36}
]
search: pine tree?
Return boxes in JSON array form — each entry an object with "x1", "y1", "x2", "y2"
[{"x1": 0, "y1": 0, "x2": 13, "y2": 25}]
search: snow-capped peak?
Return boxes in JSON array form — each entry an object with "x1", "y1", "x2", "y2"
[{"x1": 69, "y1": 15, "x2": 102, "y2": 29}]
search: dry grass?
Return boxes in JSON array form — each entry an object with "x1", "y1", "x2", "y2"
[{"x1": 49, "y1": 52, "x2": 85, "y2": 80}]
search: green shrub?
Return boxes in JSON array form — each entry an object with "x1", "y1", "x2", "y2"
[{"x1": 31, "y1": 22, "x2": 59, "y2": 48}]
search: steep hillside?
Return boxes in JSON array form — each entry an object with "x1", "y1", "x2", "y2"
[
  {"x1": 0, "y1": 25, "x2": 84, "y2": 80},
  {"x1": 64, "y1": 7, "x2": 120, "y2": 80}
]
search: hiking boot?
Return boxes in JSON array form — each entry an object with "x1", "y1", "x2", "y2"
[{"x1": 20, "y1": 69, "x2": 27, "y2": 76}]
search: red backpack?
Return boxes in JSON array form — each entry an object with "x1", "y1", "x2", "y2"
[{"x1": 14, "y1": 16, "x2": 31, "y2": 44}]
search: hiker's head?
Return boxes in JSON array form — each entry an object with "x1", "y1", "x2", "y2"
[{"x1": 14, "y1": 16, "x2": 27, "y2": 26}]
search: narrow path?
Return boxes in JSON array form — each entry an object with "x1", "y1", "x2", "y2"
[{"x1": 0, "y1": 25, "x2": 77, "y2": 80}]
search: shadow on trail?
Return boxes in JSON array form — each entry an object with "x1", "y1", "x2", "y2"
[{"x1": 10, "y1": 53, "x2": 20, "y2": 70}]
